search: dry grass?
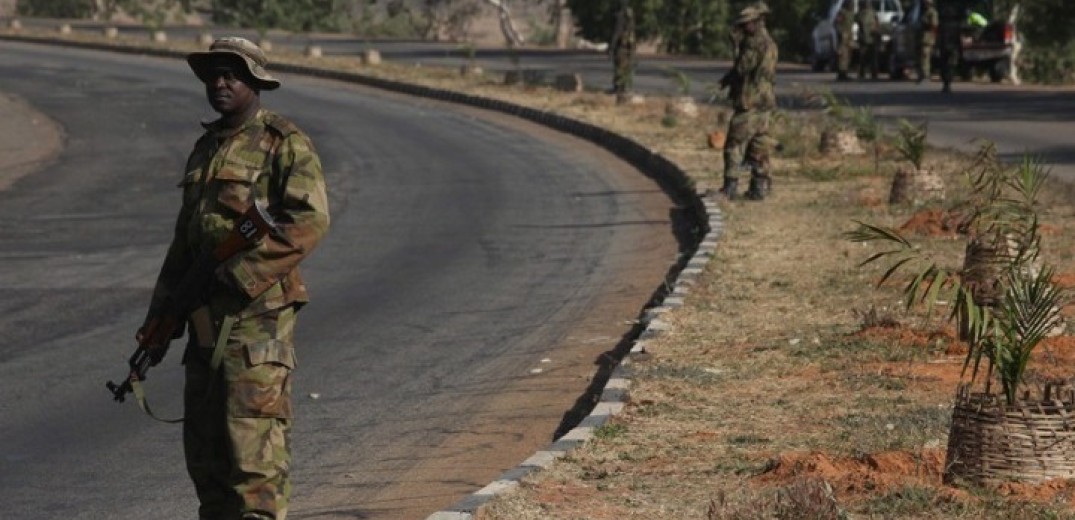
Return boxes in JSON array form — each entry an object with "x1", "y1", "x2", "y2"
[{"x1": 11, "y1": 27, "x2": 1075, "y2": 519}]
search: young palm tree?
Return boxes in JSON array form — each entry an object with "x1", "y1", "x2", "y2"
[{"x1": 847, "y1": 146, "x2": 1067, "y2": 405}]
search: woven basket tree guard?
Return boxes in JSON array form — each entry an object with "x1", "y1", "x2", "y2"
[{"x1": 945, "y1": 384, "x2": 1075, "y2": 485}]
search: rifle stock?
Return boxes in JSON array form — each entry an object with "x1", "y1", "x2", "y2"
[{"x1": 107, "y1": 202, "x2": 276, "y2": 403}]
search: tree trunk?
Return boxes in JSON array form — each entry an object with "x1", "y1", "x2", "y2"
[
  {"x1": 552, "y1": 0, "x2": 571, "y2": 49},
  {"x1": 482, "y1": 0, "x2": 525, "y2": 47},
  {"x1": 1007, "y1": 4, "x2": 1022, "y2": 85}
]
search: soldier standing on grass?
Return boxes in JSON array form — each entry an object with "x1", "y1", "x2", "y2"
[
  {"x1": 835, "y1": 1, "x2": 855, "y2": 82},
  {"x1": 140, "y1": 36, "x2": 330, "y2": 520},
  {"x1": 609, "y1": 0, "x2": 636, "y2": 103},
  {"x1": 918, "y1": 0, "x2": 939, "y2": 83},
  {"x1": 857, "y1": 0, "x2": 881, "y2": 80},
  {"x1": 716, "y1": 5, "x2": 777, "y2": 201}
]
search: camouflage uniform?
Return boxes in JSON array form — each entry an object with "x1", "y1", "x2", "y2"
[
  {"x1": 147, "y1": 106, "x2": 330, "y2": 519},
  {"x1": 918, "y1": 0, "x2": 939, "y2": 82},
  {"x1": 856, "y1": 2, "x2": 880, "y2": 79},
  {"x1": 835, "y1": 3, "x2": 855, "y2": 80},
  {"x1": 720, "y1": 7, "x2": 778, "y2": 200},
  {"x1": 610, "y1": 2, "x2": 636, "y2": 102},
  {"x1": 937, "y1": 2, "x2": 961, "y2": 93}
]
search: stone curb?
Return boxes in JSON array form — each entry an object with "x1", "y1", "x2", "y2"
[{"x1": 0, "y1": 32, "x2": 725, "y2": 519}]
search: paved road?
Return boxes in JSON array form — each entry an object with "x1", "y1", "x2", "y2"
[
  {"x1": 13, "y1": 20, "x2": 1075, "y2": 178},
  {"x1": 0, "y1": 40, "x2": 678, "y2": 519}
]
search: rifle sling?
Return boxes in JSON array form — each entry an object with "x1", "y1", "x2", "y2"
[{"x1": 131, "y1": 314, "x2": 237, "y2": 424}]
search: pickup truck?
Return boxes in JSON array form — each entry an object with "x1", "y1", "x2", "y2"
[
  {"x1": 887, "y1": 0, "x2": 1015, "y2": 82},
  {"x1": 810, "y1": 0, "x2": 904, "y2": 72}
]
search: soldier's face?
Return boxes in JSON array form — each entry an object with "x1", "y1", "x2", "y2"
[{"x1": 202, "y1": 59, "x2": 258, "y2": 115}]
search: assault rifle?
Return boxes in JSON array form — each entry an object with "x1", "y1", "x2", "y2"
[{"x1": 107, "y1": 202, "x2": 277, "y2": 403}]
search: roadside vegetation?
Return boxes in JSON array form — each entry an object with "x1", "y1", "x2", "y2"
[
  {"x1": 8, "y1": 0, "x2": 1075, "y2": 82},
  {"x1": 4, "y1": 17, "x2": 1075, "y2": 519}
]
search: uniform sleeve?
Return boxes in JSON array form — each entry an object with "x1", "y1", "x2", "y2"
[
  {"x1": 223, "y1": 131, "x2": 330, "y2": 300},
  {"x1": 735, "y1": 42, "x2": 761, "y2": 77}
]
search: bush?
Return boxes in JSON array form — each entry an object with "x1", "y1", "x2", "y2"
[
  {"x1": 1018, "y1": 43, "x2": 1075, "y2": 85},
  {"x1": 17, "y1": 0, "x2": 93, "y2": 18}
]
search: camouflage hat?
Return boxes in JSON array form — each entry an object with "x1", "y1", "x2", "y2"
[
  {"x1": 188, "y1": 37, "x2": 280, "y2": 90},
  {"x1": 735, "y1": 6, "x2": 763, "y2": 25},
  {"x1": 752, "y1": 1, "x2": 771, "y2": 15}
]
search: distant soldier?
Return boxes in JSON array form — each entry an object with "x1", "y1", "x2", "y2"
[
  {"x1": 937, "y1": 1, "x2": 961, "y2": 93},
  {"x1": 856, "y1": 0, "x2": 881, "y2": 80},
  {"x1": 609, "y1": 0, "x2": 636, "y2": 103},
  {"x1": 716, "y1": 5, "x2": 777, "y2": 201},
  {"x1": 918, "y1": 0, "x2": 939, "y2": 83},
  {"x1": 835, "y1": 2, "x2": 855, "y2": 81}
]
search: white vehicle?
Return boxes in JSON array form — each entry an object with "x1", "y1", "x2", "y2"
[{"x1": 810, "y1": 0, "x2": 904, "y2": 72}]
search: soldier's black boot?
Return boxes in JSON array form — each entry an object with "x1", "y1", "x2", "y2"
[
  {"x1": 744, "y1": 176, "x2": 766, "y2": 201},
  {"x1": 716, "y1": 177, "x2": 739, "y2": 200}
]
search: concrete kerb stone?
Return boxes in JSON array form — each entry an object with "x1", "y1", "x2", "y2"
[{"x1": 0, "y1": 31, "x2": 726, "y2": 520}]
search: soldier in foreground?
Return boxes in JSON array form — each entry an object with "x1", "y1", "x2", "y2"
[
  {"x1": 139, "y1": 37, "x2": 330, "y2": 519},
  {"x1": 716, "y1": 5, "x2": 777, "y2": 201},
  {"x1": 609, "y1": 0, "x2": 636, "y2": 103}
]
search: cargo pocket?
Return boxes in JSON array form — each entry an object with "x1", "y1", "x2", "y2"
[
  {"x1": 228, "y1": 339, "x2": 295, "y2": 418},
  {"x1": 212, "y1": 159, "x2": 262, "y2": 216}
]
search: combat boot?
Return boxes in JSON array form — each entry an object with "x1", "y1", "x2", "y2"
[
  {"x1": 743, "y1": 176, "x2": 766, "y2": 201},
  {"x1": 715, "y1": 177, "x2": 739, "y2": 200}
]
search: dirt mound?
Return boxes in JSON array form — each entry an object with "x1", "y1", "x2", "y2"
[
  {"x1": 996, "y1": 479, "x2": 1075, "y2": 504},
  {"x1": 854, "y1": 324, "x2": 963, "y2": 353},
  {"x1": 898, "y1": 209, "x2": 965, "y2": 237},
  {"x1": 758, "y1": 450, "x2": 945, "y2": 495}
]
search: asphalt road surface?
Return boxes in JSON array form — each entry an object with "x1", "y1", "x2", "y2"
[
  {"x1": 13, "y1": 20, "x2": 1075, "y2": 178},
  {"x1": 0, "y1": 40, "x2": 680, "y2": 519}
]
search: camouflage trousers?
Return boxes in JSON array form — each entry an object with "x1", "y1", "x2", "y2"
[
  {"x1": 183, "y1": 305, "x2": 297, "y2": 520},
  {"x1": 612, "y1": 49, "x2": 634, "y2": 95},
  {"x1": 723, "y1": 109, "x2": 773, "y2": 180},
  {"x1": 918, "y1": 42, "x2": 934, "y2": 80},
  {"x1": 837, "y1": 41, "x2": 853, "y2": 73}
]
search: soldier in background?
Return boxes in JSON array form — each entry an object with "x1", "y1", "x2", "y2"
[
  {"x1": 716, "y1": 5, "x2": 777, "y2": 201},
  {"x1": 937, "y1": 0, "x2": 961, "y2": 93},
  {"x1": 835, "y1": 1, "x2": 855, "y2": 81},
  {"x1": 918, "y1": 0, "x2": 939, "y2": 83},
  {"x1": 856, "y1": 0, "x2": 881, "y2": 80},
  {"x1": 142, "y1": 37, "x2": 330, "y2": 520},
  {"x1": 609, "y1": 0, "x2": 636, "y2": 103}
]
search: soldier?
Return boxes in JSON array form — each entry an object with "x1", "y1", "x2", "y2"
[
  {"x1": 609, "y1": 0, "x2": 636, "y2": 103},
  {"x1": 716, "y1": 5, "x2": 777, "y2": 201},
  {"x1": 918, "y1": 0, "x2": 939, "y2": 83},
  {"x1": 835, "y1": 1, "x2": 855, "y2": 81},
  {"x1": 937, "y1": 1, "x2": 961, "y2": 93},
  {"x1": 856, "y1": 0, "x2": 881, "y2": 80},
  {"x1": 140, "y1": 37, "x2": 330, "y2": 520}
]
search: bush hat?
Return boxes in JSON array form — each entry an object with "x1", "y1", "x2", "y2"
[
  {"x1": 736, "y1": 6, "x2": 763, "y2": 25},
  {"x1": 188, "y1": 37, "x2": 280, "y2": 90}
]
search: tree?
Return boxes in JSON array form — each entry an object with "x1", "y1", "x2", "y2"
[
  {"x1": 17, "y1": 0, "x2": 95, "y2": 18},
  {"x1": 480, "y1": 0, "x2": 524, "y2": 46},
  {"x1": 567, "y1": 0, "x2": 732, "y2": 57},
  {"x1": 210, "y1": 0, "x2": 347, "y2": 33}
]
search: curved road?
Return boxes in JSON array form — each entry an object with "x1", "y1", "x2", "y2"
[
  {"x1": 10, "y1": 20, "x2": 1074, "y2": 177},
  {"x1": 0, "y1": 41, "x2": 679, "y2": 519}
]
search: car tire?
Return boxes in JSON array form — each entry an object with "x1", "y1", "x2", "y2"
[
  {"x1": 811, "y1": 53, "x2": 827, "y2": 72},
  {"x1": 888, "y1": 52, "x2": 905, "y2": 80},
  {"x1": 958, "y1": 63, "x2": 973, "y2": 81},
  {"x1": 989, "y1": 58, "x2": 1010, "y2": 83}
]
